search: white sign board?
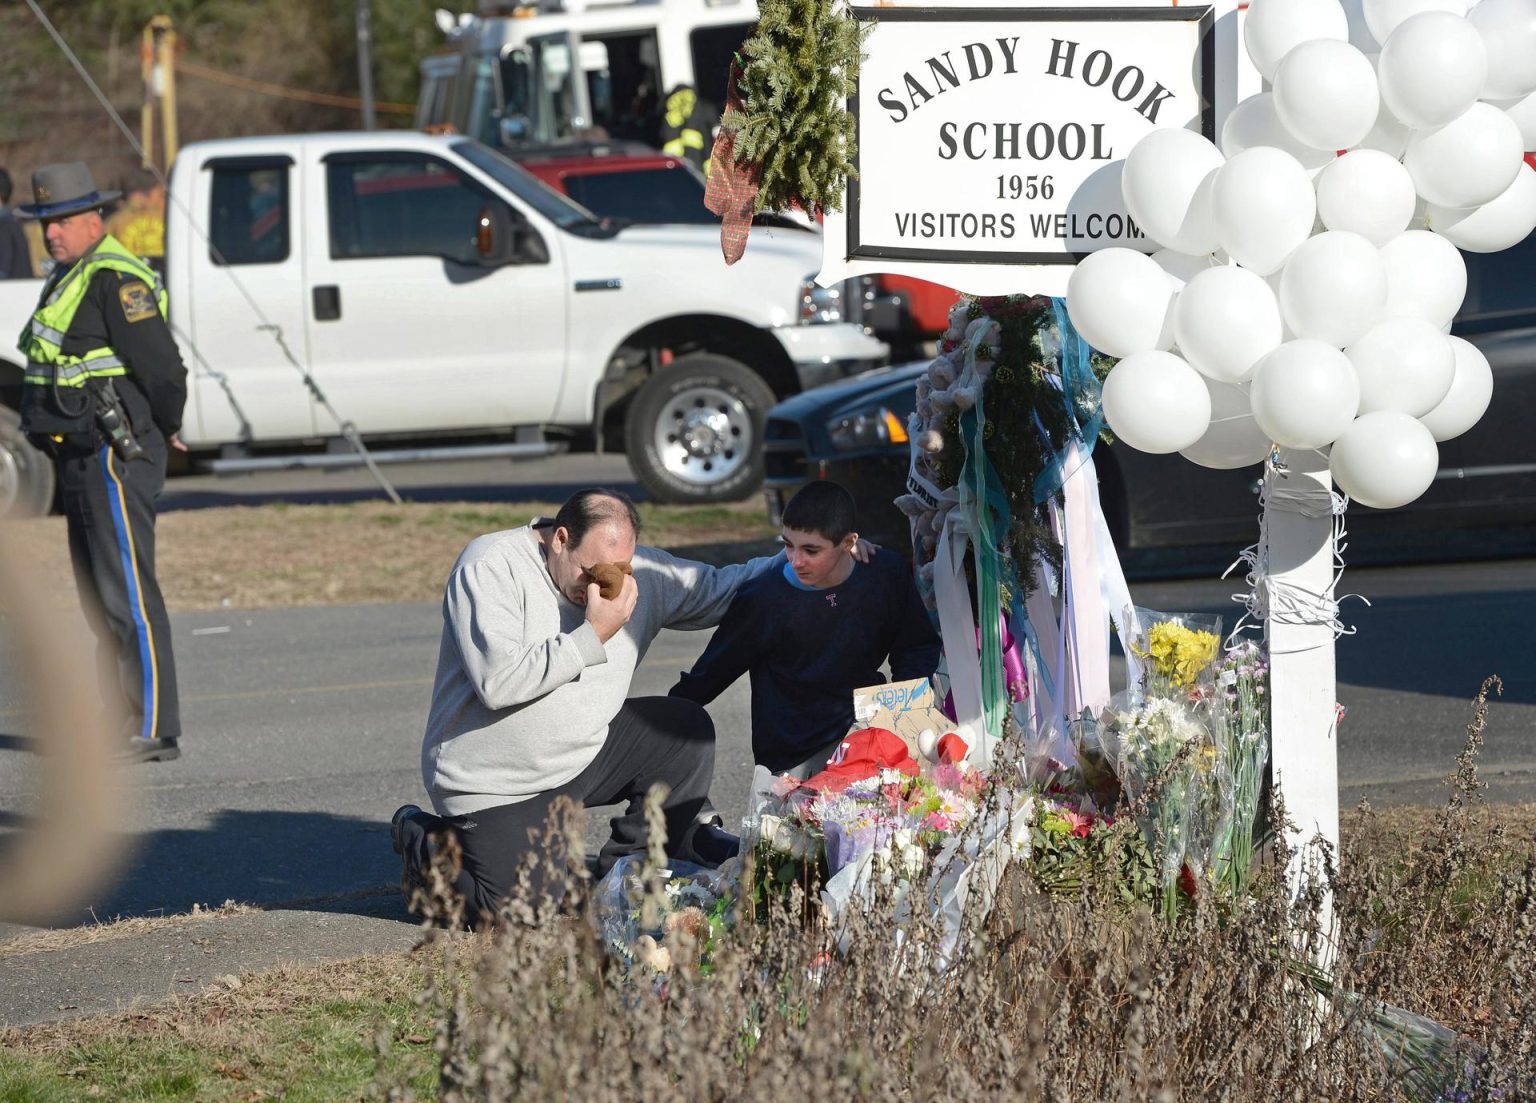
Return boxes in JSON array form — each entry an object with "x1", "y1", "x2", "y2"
[{"x1": 819, "y1": 1, "x2": 1237, "y2": 296}]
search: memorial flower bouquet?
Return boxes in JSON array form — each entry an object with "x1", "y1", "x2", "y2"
[
  {"x1": 1124, "y1": 609, "x2": 1223, "y2": 704},
  {"x1": 593, "y1": 856, "x2": 736, "y2": 973},
  {"x1": 741, "y1": 743, "x2": 998, "y2": 923},
  {"x1": 1211, "y1": 640, "x2": 1271, "y2": 897},
  {"x1": 1025, "y1": 792, "x2": 1160, "y2": 904},
  {"x1": 1103, "y1": 610, "x2": 1226, "y2": 918}
]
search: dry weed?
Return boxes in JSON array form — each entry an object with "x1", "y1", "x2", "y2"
[{"x1": 387, "y1": 681, "x2": 1535, "y2": 1102}]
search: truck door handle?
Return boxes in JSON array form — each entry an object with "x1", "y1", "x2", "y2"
[{"x1": 313, "y1": 285, "x2": 341, "y2": 321}]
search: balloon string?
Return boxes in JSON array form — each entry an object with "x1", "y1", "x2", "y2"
[{"x1": 1223, "y1": 475, "x2": 1368, "y2": 651}]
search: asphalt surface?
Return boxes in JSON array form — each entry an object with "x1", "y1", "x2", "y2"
[{"x1": 0, "y1": 455, "x2": 1532, "y2": 1025}]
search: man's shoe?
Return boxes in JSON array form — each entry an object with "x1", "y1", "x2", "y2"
[
  {"x1": 391, "y1": 804, "x2": 423, "y2": 856},
  {"x1": 687, "y1": 821, "x2": 741, "y2": 867},
  {"x1": 122, "y1": 736, "x2": 179, "y2": 763}
]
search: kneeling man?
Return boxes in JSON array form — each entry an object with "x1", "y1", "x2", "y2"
[{"x1": 391, "y1": 488, "x2": 771, "y2": 923}]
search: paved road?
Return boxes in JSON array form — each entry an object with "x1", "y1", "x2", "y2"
[{"x1": 1, "y1": 555, "x2": 1532, "y2": 938}]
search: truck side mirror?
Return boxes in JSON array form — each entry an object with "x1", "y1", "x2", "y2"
[
  {"x1": 476, "y1": 205, "x2": 548, "y2": 266},
  {"x1": 497, "y1": 114, "x2": 530, "y2": 147}
]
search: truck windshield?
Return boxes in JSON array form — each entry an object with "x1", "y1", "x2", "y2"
[{"x1": 451, "y1": 140, "x2": 614, "y2": 236}]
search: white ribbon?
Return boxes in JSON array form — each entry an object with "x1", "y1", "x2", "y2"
[{"x1": 933, "y1": 508, "x2": 990, "y2": 762}]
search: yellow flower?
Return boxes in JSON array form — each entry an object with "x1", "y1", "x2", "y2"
[{"x1": 1135, "y1": 622, "x2": 1220, "y2": 688}]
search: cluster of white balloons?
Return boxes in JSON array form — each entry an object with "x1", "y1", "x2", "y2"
[{"x1": 1065, "y1": 0, "x2": 1530, "y2": 510}]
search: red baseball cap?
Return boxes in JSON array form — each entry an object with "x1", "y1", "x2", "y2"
[{"x1": 800, "y1": 728, "x2": 919, "y2": 793}]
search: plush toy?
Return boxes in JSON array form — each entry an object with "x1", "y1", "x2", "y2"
[{"x1": 589, "y1": 561, "x2": 633, "y2": 600}]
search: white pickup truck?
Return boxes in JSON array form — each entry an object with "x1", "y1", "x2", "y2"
[{"x1": 0, "y1": 131, "x2": 886, "y2": 517}]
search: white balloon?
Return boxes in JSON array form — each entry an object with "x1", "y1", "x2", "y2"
[
  {"x1": 1345, "y1": 316, "x2": 1456, "y2": 415},
  {"x1": 1405, "y1": 103, "x2": 1526, "y2": 207},
  {"x1": 1100, "y1": 351, "x2": 1213, "y2": 454},
  {"x1": 1316, "y1": 150, "x2": 1418, "y2": 244},
  {"x1": 1213, "y1": 148, "x2": 1318, "y2": 275},
  {"x1": 1329, "y1": 411, "x2": 1440, "y2": 507},
  {"x1": 1278, "y1": 231, "x2": 1389, "y2": 345},
  {"x1": 1180, "y1": 378, "x2": 1274, "y2": 469},
  {"x1": 1502, "y1": 89, "x2": 1536, "y2": 149},
  {"x1": 1121, "y1": 128, "x2": 1225, "y2": 254},
  {"x1": 1377, "y1": 11, "x2": 1487, "y2": 129},
  {"x1": 1427, "y1": 163, "x2": 1536, "y2": 250},
  {"x1": 1220, "y1": 93, "x2": 1336, "y2": 173},
  {"x1": 1065, "y1": 248, "x2": 1177, "y2": 359},
  {"x1": 1340, "y1": 0, "x2": 1381, "y2": 50},
  {"x1": 1363, "y1": 0, "x2": 1470, "y2": 44},
  {"x1": 1354, "y1": 65, "x2": 1417, "y2": 157},
  {"x1": 1419, "y1": 335, "x2": 1494, "y2": 439},
  {"x1": 1174, "y1": 266, "x2": 1284, "y2": 384},
  {"x1": 1274, "y1": 40, "x2": 1381, "y2": 150},
  {"x1": 1250, "y1": 340, "x2": 1362, "y2": 449},
  {"x1": 1380, "y1": 230, "x2": 1469, "y2": 326},
  {"x1": 1151, "y1": 247, "x2": 1219, "y2": 290},
  {"x1": 1064, "y1": 161, "x2": 1151, "y2": 255},
  {"x1": 1245, "y1": 0, "x2": 1350, "y2": 81},
  {"x1": 1469, "y1": 0, "x2": 1536, "y2": 100}
]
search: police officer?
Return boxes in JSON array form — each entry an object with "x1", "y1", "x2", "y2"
[{"x1": 15, "y1": 163, "x2": 186, "y2": 762}]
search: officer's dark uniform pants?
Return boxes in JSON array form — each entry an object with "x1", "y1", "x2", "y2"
[
  {"x1": 397, "y1": 696, "x2": 716, "y2": 926},
  {"x1": 57, "y1": 435, "x2": 180, "y2": 744}
]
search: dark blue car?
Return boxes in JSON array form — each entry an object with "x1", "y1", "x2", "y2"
[{"x1": 763, "y1": 235, "x2": 1536, "y2": 571}]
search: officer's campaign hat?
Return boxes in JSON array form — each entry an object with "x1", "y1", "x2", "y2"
[{"x1": 15, "y1": 162, "x2": 120, "y2": 221}]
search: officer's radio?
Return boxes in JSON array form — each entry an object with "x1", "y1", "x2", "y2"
[{"x1": 91, "y1": 382, "x2": 145, "y2": 463}]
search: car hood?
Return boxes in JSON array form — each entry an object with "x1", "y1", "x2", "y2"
[
  {"x1": 564, "y1": 223, "x2": 825, "y2": 328},
  {"x1": 767, "y1": 359, "x2": 927, "y2": 455},
  {"x1": 771, "y1": 360, "x2": 927, "y2": 423}
]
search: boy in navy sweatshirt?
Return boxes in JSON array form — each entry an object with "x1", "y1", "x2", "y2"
[{"x1": 669, "y1": 481, "x2": 941, "y2": 776}]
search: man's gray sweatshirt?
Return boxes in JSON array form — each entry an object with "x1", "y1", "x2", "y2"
[{"x1": 422, "y1": 522, "x2": 778, "y2": 817}]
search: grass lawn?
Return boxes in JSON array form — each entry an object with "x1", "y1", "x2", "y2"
[
  {"x1": 3, "y1": 499, "x2": 780, "y2": 612},
  {"x1": 0, "y1": 950, "x2": 444, "y2": 1101}
]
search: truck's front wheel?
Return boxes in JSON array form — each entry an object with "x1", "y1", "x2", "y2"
[
  {"x1": 0, "y1": 406, "x2": 55, "y2": 520},
  {"x1": 624, "y1": 355, "x2": 776, "y2": 504}
]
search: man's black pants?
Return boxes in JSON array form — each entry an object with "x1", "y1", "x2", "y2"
[
  {"x1": 399, "y1": 695, "x2": 716, "y2": 925},
  {"x1": 57, "y1": 438, "x2": 181, "y2": 744}
]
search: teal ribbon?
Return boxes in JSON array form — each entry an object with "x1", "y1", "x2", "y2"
[
  {"x1": 957, "y1": 328, "x2": 1011, "y2": 742},
  {"x1": 1032, "y1": 297, "x2": 1104, "y2": 506}
]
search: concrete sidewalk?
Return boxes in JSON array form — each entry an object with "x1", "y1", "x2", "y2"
[{"x1": 0, "y1": 890, "x2": 422, "y2": 1027}]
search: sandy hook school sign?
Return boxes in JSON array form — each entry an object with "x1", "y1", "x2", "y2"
[{"x1": 818, "y1": 0, "x2": 1242, "y2": 296}]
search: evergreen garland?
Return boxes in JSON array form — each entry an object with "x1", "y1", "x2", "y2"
[
  {"x1": 926, "y1": 296, "x2": 1114, "y2": 605},
  {"x1": 724, "y1": 0, "x2": 869, "y2": 214}
]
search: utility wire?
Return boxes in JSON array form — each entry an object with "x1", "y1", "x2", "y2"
[
  {"x1": 176, "y1": 59, "x2": 415, "y2": 115},
  {"x1": 22, "y1": 0, "x2": 403, "y2": 505}
]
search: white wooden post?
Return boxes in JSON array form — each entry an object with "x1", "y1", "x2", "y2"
[{"x1": 1261, "y1": 450, "x2": 1340, "y2": 958}]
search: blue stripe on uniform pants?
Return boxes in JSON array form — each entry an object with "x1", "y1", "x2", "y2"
[{"x1": 99, "y1": 444, "x2": 159, "y2": 740}]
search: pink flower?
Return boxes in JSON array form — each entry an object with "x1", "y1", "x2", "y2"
[{"x1": 1060, "y1": 808, "x2": 1096, "y2": 838}]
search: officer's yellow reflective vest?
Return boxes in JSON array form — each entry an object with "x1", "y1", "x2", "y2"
[{"x1": 19, "y1": 234, "x2": 167, "y2": 388}]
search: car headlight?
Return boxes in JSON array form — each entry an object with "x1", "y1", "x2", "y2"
[
  {"x1": 798, "y1": 274, "x2": 843, "y2": 325},
  {"x1": 826, "y1": 406, "x2": 910, "y2": 452}
]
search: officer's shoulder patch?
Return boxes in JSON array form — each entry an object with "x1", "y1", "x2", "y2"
[{"x1": 118, "y1": 279, "x2": 157, "y2": 323}]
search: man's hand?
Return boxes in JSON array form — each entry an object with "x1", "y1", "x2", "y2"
[
  {"x1": 851, "y1": 537, "x2": 881, "y2": 563},
  {"x1": 586, "y1": 571, "x2": 638, "y2": 643},
  {"x1": 167, "y1": 433, "x2": 188, "y2": 453}
]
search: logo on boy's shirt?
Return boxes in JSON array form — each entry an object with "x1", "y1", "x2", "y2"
[{"x1": 826, "y1": 593, "x2": 838, "y2": 608}]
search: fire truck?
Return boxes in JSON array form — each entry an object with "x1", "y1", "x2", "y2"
[
  {"x1": 417, "y1": 0, "x2": 755, "y2": 152},
  {"x1": 416, "y1": 0, "x2": 959, "y2": 351}
]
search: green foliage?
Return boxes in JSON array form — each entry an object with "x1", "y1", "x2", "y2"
[
  {"x1": 725, "y1": 0, "x2": 868, "y2": 214},
  {"x1": 1028, "y1": 811, "x2": 1160, "y2": 906}
]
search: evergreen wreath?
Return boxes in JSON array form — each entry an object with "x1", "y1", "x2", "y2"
[{"x1": 724, "y1": 0, "x2": 869, "y2": 214}]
